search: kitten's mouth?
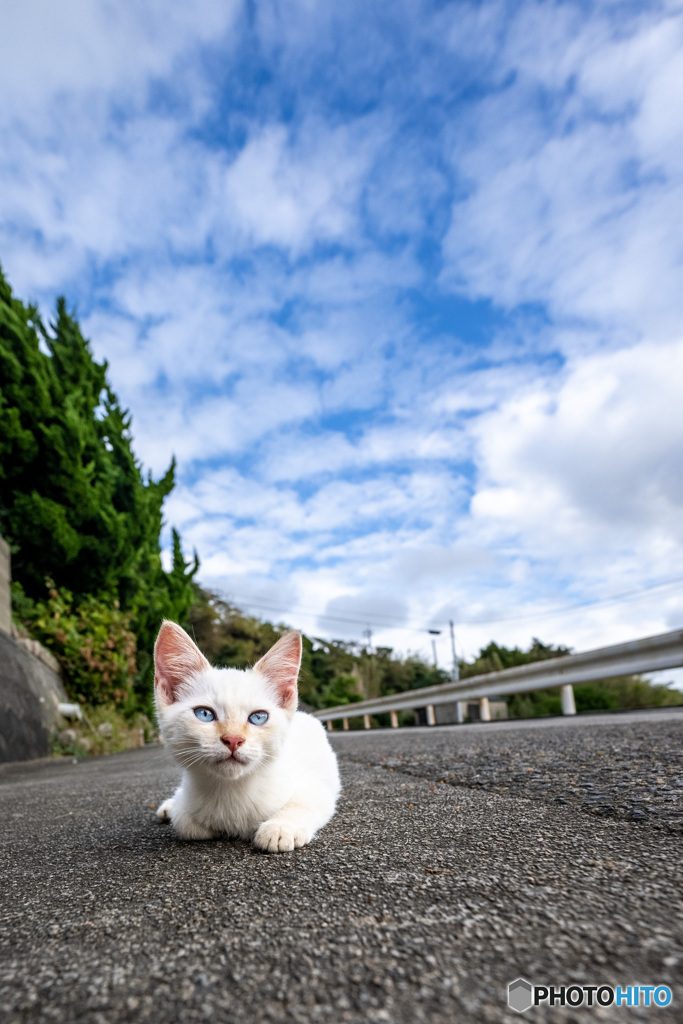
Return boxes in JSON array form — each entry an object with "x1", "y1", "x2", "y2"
[{"x1": 216, "y1": 753, "x2": 247, "y2": 767}]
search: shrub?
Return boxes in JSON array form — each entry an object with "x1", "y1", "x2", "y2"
[
  {"x1": 13, "y1": 580, "x2": 137, "y2": 706},
  {"x1": 574, "y1": 675, "x2": 683, "y2": 711},
  {"x1": 53, "y1": 704, "x2": 156, "y2": 758}
]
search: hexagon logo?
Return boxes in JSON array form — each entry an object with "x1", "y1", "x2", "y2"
[{"x1": 508, "y1": 978, "x2": 533, "y2": 1013}]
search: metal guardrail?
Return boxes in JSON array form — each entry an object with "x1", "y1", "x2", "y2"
[{"x1": 312, "y1": 628, "x2": 683, "y2": 728}]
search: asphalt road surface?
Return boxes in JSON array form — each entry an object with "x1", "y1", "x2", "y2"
[{"x1": 1, "y1": 709, "x2": 681, "y2": 1024}]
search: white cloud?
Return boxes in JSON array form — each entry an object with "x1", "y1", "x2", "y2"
[
  {"x1": 223, "y1": 120, "x2": 375, "y2": 253},
  {"x1": 1, "y1": 1, "x2": 239, "y2": 112},
  {"x1": 320, "y1": 591, "x2": 409, "y2": 636},
  {"x1": 471, "y1": 337, "x2": 683, "y2": 583},
  {"x1": 442, "y1": 4, "x2": 683, "y2": 339}
]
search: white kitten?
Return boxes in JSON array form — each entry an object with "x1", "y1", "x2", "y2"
[{"x1": 153, "y1": 621, "x2": 340, "y2": 852}]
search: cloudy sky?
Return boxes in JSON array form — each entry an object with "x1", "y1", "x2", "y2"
[{"x1": 2, "y1": 0, "x2": 682, "y2": 674}]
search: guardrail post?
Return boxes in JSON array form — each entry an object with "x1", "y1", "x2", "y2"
[
  {"x1": 390, "y1": 710, "x2": 399, "y2": 729},
  {"x1": 363, "y1": 714, "x2": 371, "y2": 730},
  {"x1": 342, "y1": 717, "x2": 349, "y2": 731},
  {"x1": 426, "y1": 704, "x2": 436, "y2": 726},
  {"x1": 560, "y1": 684, "x2": 576, "y2": 715},
  {"x1": 326, "y1": 720, "x2": 333, "y2": 732},
  {"x1": 479, "y1": 697, "x2": 491, "y2": 722},
  {"x1": 456, "y1": 701, "x2": 465, "y2": 724}
]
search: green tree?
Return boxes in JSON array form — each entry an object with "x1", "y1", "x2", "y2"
[
  {"x1": 0, "y1": 266, "x2": 197, "y2": 708},
  {"x1": 374, "y1": 648, "x2": 449, "y2": 695},
  {"x1": 318, "y1": 674, "x2": 362, "y2": 709},
  {"x1": 460, "y1": 638, "x2": 571, "y2": 677},
  {"x1": 187, "y1": 586, "x2": 287, "y2": 665}
]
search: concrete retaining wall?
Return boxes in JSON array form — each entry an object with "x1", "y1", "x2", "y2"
[
  {"x1": 0, "y1": 536, "x2": 10, "y2": 636},
  {"x1": 0, "y1": 536, "x2": 70, "y2": 762},
  {"x1": 0, "y1": 630, "x2": 69, "y2": 762}
]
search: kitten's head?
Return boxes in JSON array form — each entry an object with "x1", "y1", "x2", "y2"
[{"x1": 154, "y1": 621, "x2": 301, "y2": 780}]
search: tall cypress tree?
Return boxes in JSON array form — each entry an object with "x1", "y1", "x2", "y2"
[{"x1": 0, "y1": 266, "x2": 197, "y2": 694}]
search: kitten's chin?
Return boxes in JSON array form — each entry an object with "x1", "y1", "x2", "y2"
[{"x1": 211, "y1": 754, "x2": 258, "y2": 779}]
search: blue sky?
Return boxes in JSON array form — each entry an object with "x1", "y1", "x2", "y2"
[{"x1": 1, "y1": 1, "x2": 683, "y2": 674}]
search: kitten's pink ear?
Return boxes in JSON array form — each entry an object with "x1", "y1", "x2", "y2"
[
  {"x1": 254, "y1": 632, "x2": 302, "y2": 712},
  {"x1": 154, "y1": 621, "x2": 210, "y2": 706}
]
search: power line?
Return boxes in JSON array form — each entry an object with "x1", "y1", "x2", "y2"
[
  {"x1": 219, "y1": 595, "x2": 425, "y2": 632},
  {"x1": 474, "y1": 576, "x2": 683, "y2": 626},
  {"x1": 214, "y1": 574, "x2": 683, "y2": 635}
]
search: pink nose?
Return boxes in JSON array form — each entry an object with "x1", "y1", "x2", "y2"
[{"x1": 220, "y1": 735, "x2": 245, "y2": 753}]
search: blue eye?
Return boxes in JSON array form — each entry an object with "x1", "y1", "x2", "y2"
[
  {"x1": 248, "y1": 711, "x2": 269, "y2": 726},
  {"x1": 194, "y1": 707, "x2": 216, "y2": 723}
]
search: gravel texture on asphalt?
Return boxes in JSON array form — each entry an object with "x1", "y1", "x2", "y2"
[
  {"x1": 332, "y1": 709, "x2": 683, "y2": 834},
  {"x1": 0, "y1": 711, "x2": 681, "y2": 1024}
]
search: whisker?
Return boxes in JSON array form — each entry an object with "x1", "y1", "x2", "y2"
[{"x1": 175, "y1": 752, "x2": 214, "y2": 770}]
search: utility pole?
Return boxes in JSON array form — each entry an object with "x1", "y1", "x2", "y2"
[
  {"x1": 428, "y1": 629, "x2": 441, "y2": 669},
  {"x1": 450, "y1": 619, "x2": 464, "y2": 724},
  {"x1": 449, "y1": 620, "x2": 459, "y2": 680}
]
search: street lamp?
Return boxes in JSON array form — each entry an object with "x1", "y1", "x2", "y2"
[{"x1": 428, "y1": 628, "x2": 441, "y2": 667}]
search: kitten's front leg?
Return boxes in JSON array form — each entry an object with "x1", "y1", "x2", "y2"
[
  {"x1": 156, "y1": 789, "x2": 215, "y2": 840},
  {"x1": 171, "y1": 810, "x2": 216, "y2": 841},
  {"x1": 253, "y1": 800, "x2": 317, "y2": 853}
]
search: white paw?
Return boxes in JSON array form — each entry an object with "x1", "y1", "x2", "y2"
[
  {"x1": 156, "y1": 798, "x2": 173, "y2": 822},
  {"x1": 253, "y1": 820, "x2": 311, "y2": 853}
]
